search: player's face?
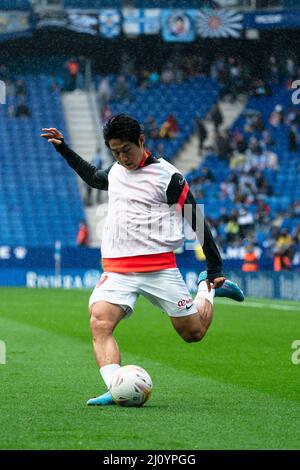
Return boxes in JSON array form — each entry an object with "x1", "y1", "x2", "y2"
[{"x1": 109, "y1": 135, "x2": 145, "y2": 170}]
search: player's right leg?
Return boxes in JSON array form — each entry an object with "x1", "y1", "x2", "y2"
[
  {"x1": 87, "y1": 301, "x2": 125, "y2": 406},
  {"x1": 86, "y1": 271, "x2": 138, "y2": 406}
]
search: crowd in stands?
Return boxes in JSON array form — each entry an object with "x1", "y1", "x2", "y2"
[{"x1": 187, "y1": 53, "x2": 300, "y2": 270}]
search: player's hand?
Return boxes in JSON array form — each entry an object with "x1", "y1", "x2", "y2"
[
  {"x1": 40, "y1": 128, "x2": 63, "y2": 146},
  {"x1": 206, "y1": 277, "x2": 226, "y2": 292}
]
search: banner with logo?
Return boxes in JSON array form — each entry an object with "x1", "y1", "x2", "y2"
[
  {"x1": 162, "y1": 9, "x2": 196, "y2": 42},
  {"x1": 122, "y1": 8, "x2": 161, "y2": 36},
  {"x1": 67, "y1": 10, "x2": 99, "y2": 35},
  {"x1": 35, "y1": 9, "x2": 68, "y2": 29},
  {"x1": 0, "y1": 10, "x2": 32, "y2": 40},
  {"x1": 197, "y1": 9, "x2": 243, "y2": 38},
  {"x1": 99, "y1": 9, "x2": 121, "y2": 38},
  {"x1": 243, "y1": 9, "x2": 300, "y2": 29}
]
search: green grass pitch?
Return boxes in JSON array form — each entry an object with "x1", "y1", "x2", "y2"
[{"x1": 0, "y1": 287, "x2": 300, "y2": 450}]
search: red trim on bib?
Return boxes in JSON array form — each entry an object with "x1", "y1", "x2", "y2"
[
  {"x1": 178, "y1": 182, "x2": 189, "y2": 209},
  {"x1": 102, "y1": 252, "x2": 176, "y2": 273}
]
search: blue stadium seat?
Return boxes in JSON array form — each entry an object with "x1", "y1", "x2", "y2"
[{"x1": 0, "y1": 74, "x2": 85, "y2": 246}]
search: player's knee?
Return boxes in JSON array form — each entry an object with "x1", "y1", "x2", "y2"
[
  {"x1": 89, "y1": 305, "x2": 114, "y2": 336},
  {"x1": 180, "y1": 329, "x2": 204, "y2": 343}
]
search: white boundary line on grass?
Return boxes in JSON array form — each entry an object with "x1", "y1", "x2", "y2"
[{"x1": 217, "y1": 299, "x2": 300, "y2": 312}]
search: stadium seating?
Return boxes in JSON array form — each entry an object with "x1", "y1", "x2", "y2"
[
  {"x1": 105, "y1": 75, "x2": 219, "y2": 161},
  {"x1": 0, "y1": 74, "x2": 85, "y2": 247},
  {"x1": 0, "y1": 72, "x2": 218, "y2": 247}
]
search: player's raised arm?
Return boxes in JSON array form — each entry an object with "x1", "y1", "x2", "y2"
[
  {"x1": 40, "y1": 128, "x2": 111, "y2": 190},
  {"x1": 166, "y1": 172, "x2": 225, "y2": 290}
]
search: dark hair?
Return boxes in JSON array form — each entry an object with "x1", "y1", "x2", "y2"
[{"x1": 103, "y1": 114, "x2": 142, "y2": 148}]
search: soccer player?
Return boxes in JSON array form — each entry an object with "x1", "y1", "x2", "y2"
[{"x1": 41, "y1": 115, "x2": 244, "y2": 406}]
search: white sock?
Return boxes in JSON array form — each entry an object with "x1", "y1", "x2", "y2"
[
  {"x1": 100, "y1": 363, "x2": 120, "y2": 389},
  {"x1": 194, "y1": 281, "x2": 215, "y2": 306}
]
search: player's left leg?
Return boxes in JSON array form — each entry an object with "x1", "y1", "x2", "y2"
[
  {"x1": 198, "y1": 271, "x2": 244, "y2": 302},
  {"x1": 138, "y1": 268, "x2": 214, "y2": 343},
  {"x1": 170, "y1": 299, "x2": 213, "y2": 343},
  {"x1": 170, "y1": 280, "x2": 214, "y2": 342}
]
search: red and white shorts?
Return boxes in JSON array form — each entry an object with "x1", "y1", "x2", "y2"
[{"x1": 89, "y1": 268, "x2": 198, "y2": 318}]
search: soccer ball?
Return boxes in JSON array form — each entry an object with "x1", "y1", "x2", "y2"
[{"x1": 110, "y1": 365, "x2": 153, "y2": 407}]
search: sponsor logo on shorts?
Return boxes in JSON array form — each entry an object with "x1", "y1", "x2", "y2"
[{"x1": 177, "y1": 298, "x2": 193, "y2": 308}]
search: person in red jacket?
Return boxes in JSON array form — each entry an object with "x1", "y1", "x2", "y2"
[
  {"x1": 77, "y1": 220, "x2": 89, "y2": 246},
  {"x1": 242, "y1": 244, "x2": 259, "y2": 272}
]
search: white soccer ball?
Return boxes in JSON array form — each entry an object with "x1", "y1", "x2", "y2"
[{"x1": 110, "y1": 365, "x2": 153, "y2": 407}]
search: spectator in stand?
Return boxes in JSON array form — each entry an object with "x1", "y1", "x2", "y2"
[
  {"x1": 292, "y1": 223, "x2": 300, "y2": 244},
  {"x1": 230, "y1": 149, "x2": 246, "y2": 170},
  {"x1": 215, "y1": 129, "x2": 232, "y2": 161},
  {"x1": 7, "y1": 104, "x2": 16, "y2": 118},
  {"x1": 225, "y1": 213, "x2": 240, "y2": 243},
  {"x1": 148, "y1": 71, "x2": 160, "y2": 87},
  {"x1": 143, "y1": 116, "x2": 160, "y2": 140},
  {"x1": 195, "y1": 117, "x2": 207, "y2": 152},
  {"x1": 159, "y1": 115, "x2": 179, "y2": 139},
  {"x1": 289, "y1": 201, "x2": 300, "y2": 218},
  {"x1": 77, "y1": 56, "x2": 86, "y2": 89},
  {"x1": 269, "y1": 105, "x2": 285, "y2": 127},
  {"x1": 268, "y1": 55, "x2": 280, "y2": 83},
  {"x1": 101, "y1": 104, "x2": 113, "y2": 123},
  {"x1": 97, "y1": 78, "x2": 111, "y2": 110},
  {"x1": 286, "y1": 56, "x2": 297, "y2": 80},
  {"x1": 274, "y1": 247, "x2": 292, "y2": 271},
  {"x1": 47, "y1": 75, "x2": 65, "y2": 92},
  {"x1": 6, "y1": 78, "x2": 15, "y2": 98},
  {"x1": 112, "y1": 75, "x2": 131, "y2": 102},
  {"x1": 238, "y1": 207, "x2": 255, "y2": 239},
  {"x1": 232, "y1": 129, "x2": 247, "y2": 152},
  {"x1": 242, "y1": 244, "x2": 259, "y2": 272},
  {"x1": 15, "y1": 98, "x2": 31, "y2": 118},
  {"x1": 154, "y1": 142, "x2": 165, "y2": 157},
  {"x1": 251, "y1": 78, "x2": 271, "y2": 97},
  {"x1": 256, "y1": 199, "x2": 271, "y2": 226},
  {"x1": 220, "y1": 174, "x2": 237, "y2": 201},
  {"x1": 275, "y1": 228, "x2": 293, "y2": 252},
  {"x1": 288, "y1": 124, "x2": 299, "y2": 152},
  {"x1": 210, "y1": 104, "x2": 223, "y2": 132},
  {"x1": 0, "y1": 64, "x2": 10, "y2": 82},
  {"x1": 66, "y1": 57, "x2": 79, "y2": 92},
  {"x1": 263, "y1": 226, "x2": 280, "y2": 252},
  {"x1": 77, "y1": 220, "x2": 89, "y2": 246},
  {"x1": 200, "y1": 168, "x2": 215, "y2": 184},
  {"x1": 137, "y1": 69, "x2": 150, "y2": 89},
  {"x1": 161, "y1": 68, "x2": 175, "y2": 84},
  {"x1": 273, "y1": 228, "x2": 293, "y2": 271},
  {"x1": 265, "y1": 150, "x2": 279, "y2": 170},
  {"x1": 244, "y1": 112, "x2": 264, "y2": 133},
  {"x1": 286, "y1": 107, "x2": 300, "y2": 125},
  {"x1": 16, "y1": 79, "x2": 26, "y2": 96},
  {"x1": 261, "y1": 129, "x2": 275, "y2": 151}
]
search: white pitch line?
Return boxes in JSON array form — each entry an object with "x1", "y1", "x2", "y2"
[{"x1": 217, "y1": 299, "x2": 300, "y2": 312}]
